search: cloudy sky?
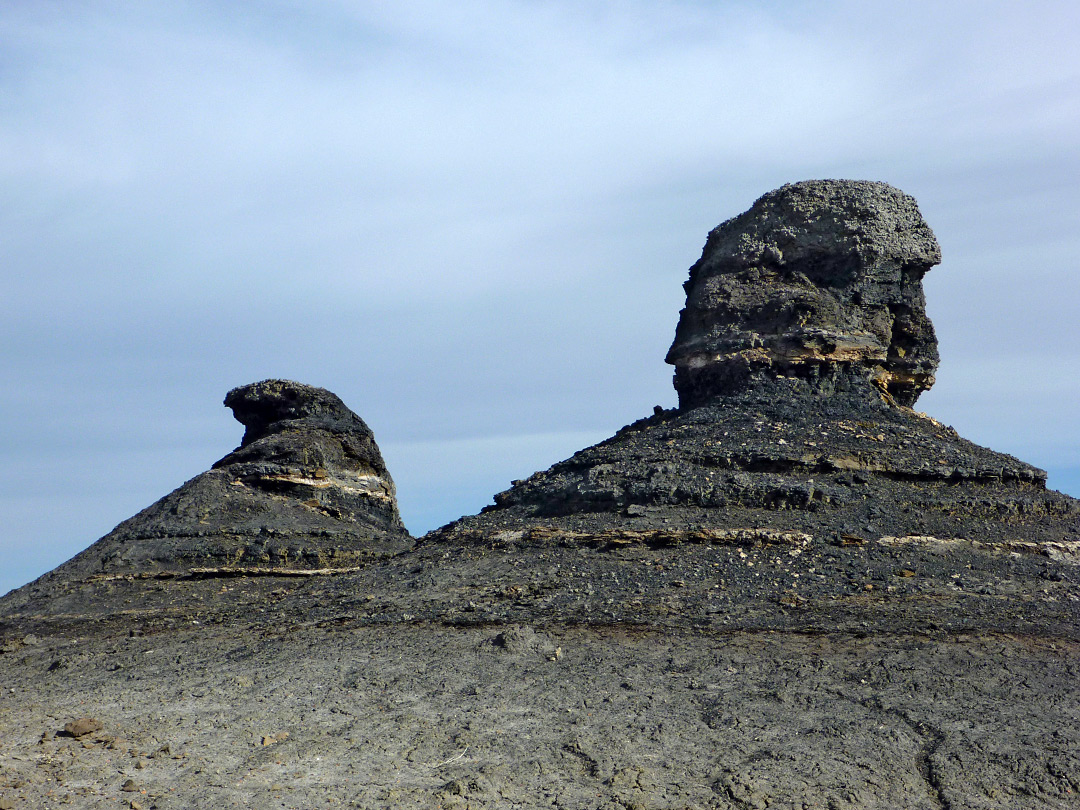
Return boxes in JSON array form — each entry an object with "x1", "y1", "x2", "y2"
[{"x1": 2, "y1": 0, "x2": 1078, "y2": 596}]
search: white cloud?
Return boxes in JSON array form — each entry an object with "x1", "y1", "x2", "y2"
[{"x1": 1, "y1": 0, "x2": 877, "y2": 310}]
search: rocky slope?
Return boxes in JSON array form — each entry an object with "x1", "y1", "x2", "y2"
[
  {"x1": 42, "y1": 379, "x2": 411, "y2": 580},
  {"x1": 1, "y1": 181, "x2": 1077, "y2": 810}
]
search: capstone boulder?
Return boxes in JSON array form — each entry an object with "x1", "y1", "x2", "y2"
[{"x1": 666, "y1": 180, "x2": 941, "y2": 408}]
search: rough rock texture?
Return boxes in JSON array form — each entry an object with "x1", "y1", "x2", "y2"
[
  {"x1": 2, "y1": 183, "x2": 1078, "y2": 809},
  {"x1": 667, "y1": 180, "x2": 941, "y2": 408},
  {"x1": 34, "y1": 379, "x2": 411, "y2": 580},
  {"x1": 447, "y1": 376, "x2": 1074, "y2": 550},
  {"x1": 444, "y1": 184, "x2": 1072, "y2": 557}
]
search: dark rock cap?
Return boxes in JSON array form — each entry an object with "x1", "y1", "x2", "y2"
[
  {"x1": 216, "y1": 379, "x2": 391, "y2": 479},
  {"x1": 666, "y1": 180, "x2": 941, "y2": 408},
  {"x1": 224, "y1": 379, "x2": 377, "y2": 450}
]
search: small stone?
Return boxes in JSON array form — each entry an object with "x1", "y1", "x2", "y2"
[
  {"x1": 130, "y1": 801, "x2": 143, "y2": 810},
  {"x1": 121, "y1": 779, "x2": 139, "y2": 792},
  {"x1": 62, "y1": 718, "x2": 103, "y2": 738},
  {"x1": 135, "y1": 759, "x2": 146, "y2": 769},
  {"x1": 0, "y1": 798, "x2": 14, "y2": 810}
]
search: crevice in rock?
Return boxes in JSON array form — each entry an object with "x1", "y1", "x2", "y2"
[{"x1": 825, "y1": 688, "x2": 951, "y2": 810}]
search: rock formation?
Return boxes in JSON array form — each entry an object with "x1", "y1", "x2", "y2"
[
  {"x1": 2, "y1": 182, "x2": 1078, "y2": 810},
  {"x1": 438, "y1": 181, "x2": 1074, "y2": 560},
  {"x1": 44, "y1": 379, "x2": 411, "y2": 578},
  {"x1": 667, "y1": 180, "x2": 941, "y2": 408}
]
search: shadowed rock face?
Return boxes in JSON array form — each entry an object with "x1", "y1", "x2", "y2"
[
  {"x1": 666, "y1": 180, "x2": 941, "y2": 408},
  {"x1": 41, "y1": 379, "x2": 411, "y2": 577},
  {"x1": 223, "y1": 379, "x2": 380, "y2": 448}
]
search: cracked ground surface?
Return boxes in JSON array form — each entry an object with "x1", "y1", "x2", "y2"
[
  {"x1": 3, "y1": 531, "x2": 1079, "y2": 808},
  {"x1": 1, "y1": 624, "x2": 1078, "y2": 809}
]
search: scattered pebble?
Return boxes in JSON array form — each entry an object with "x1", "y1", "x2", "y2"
[{"x1": 62, "y1": 718, "x2": 102, "y2": 738}]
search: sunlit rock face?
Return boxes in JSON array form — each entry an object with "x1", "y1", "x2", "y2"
[{"x1": 666, "y1": 180, "x2": 941, "y2": 408}]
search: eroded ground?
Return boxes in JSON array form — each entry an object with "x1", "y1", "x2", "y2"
[{"x1": 2, "y1": 620, "x2": 1079, "y2": 809}]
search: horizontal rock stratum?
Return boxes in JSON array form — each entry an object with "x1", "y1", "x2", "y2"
[{"x1": 2, "y1": 180, "x2": 1078, "y2": 810}]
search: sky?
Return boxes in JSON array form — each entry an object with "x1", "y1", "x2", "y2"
[{"x1": 2, "y1": 0, "x2": 1078, "y2": 597}]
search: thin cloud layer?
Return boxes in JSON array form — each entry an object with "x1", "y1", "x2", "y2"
[{"x1": 2, "y1": 0, "x2": 1077, "y2": 595}]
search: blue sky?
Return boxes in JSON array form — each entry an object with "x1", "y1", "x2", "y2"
[{"x1": 2, "y1": 0, "x2": 1078, "y2": 596}]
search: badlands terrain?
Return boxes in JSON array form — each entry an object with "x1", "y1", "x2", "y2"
[{"x1": 2, "y1": 181, "x2": 1077, "y2": 809}]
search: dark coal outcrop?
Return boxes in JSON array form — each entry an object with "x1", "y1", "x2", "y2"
[
  {"x1": 41, "y1": 379, "x2": 411, "y2": 578},
  {"x1": 2, "y1": 181, "x2": 1078, "y2": 810},
  {"x1": 441, "y1": 376, "x2": 1076, "y2": 561},
  {"x1": 426, "y1": 180, "x2": 1079, "y2": 649}
]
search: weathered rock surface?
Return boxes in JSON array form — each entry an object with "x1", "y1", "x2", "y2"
[
  {"x1": 28, "y1": 379, "x2": 411, "y2": 582},
  {"x1": 667, "y1": 180, "x2": 941, "y2": 408},
  {"x1": 1, "y1": 182, "x2": 1078, "y2": 809},
  {"x1": 440, "y1": 181, "x2": 1076, "y2": 572}
]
